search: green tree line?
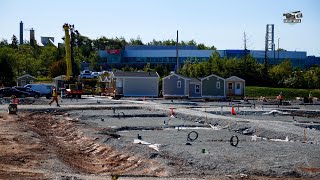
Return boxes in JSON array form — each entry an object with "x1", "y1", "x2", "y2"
[
  {"x1": 0, "y1": 34, "x2": 319, "y2": 90},
  {"x1": 178, "y1": 52, "x2": 320, "y2": 89}
]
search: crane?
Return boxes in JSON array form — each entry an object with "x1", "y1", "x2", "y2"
[
  {"x1": 57, "y1": 23, "x2": 83, "y2": 98},
  {"x1": 63, "y1": 24, "x2": 72, "y2": 80}
]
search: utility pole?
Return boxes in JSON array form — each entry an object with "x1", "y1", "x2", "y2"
[
  {"x1": 243, "y1": 32, "x2": 248, "y2": 75},
  {"x1": 243, "y1": 32, "x2": 247, "y2": 61},
  {"x1": 176, "y1": 30, "x2": 179, "y2": 73},
  {"x1": 273, "y1": 43, "x2": 275, "y2": 65},
  {"x1": 278, "y1": 38, "x2": 280, "y2": 62}
]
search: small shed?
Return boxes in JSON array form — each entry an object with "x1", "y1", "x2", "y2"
[
  {"x1": 162, "y1": 73, "x2": 190, "y2": 98},
  {"x1": 201, "y1": 74, "x2": 225, "y2": 98},
  {"x1": 52, "y1": 75, "x2": 66, "y2": 90},
  {"x1": 110, "y1": 71, "x2": 159, "y2": 97},
  {"x1": 225, "y1": 76, "x2": 245, "y2": 97},
  {"x1": 17, "y1": 74, "x2": 37, "y2": 87},
  {"x1": 189, "y1": 78, "x2": 202, "y2": 98}
]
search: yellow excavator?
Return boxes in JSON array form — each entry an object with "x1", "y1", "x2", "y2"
[{"x1": 60, "y1": 23, "x2": 83, "y2": 98}]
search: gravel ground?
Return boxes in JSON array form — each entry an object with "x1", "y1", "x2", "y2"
[
  {"x1": 59, "y1": 98, "x2": 320, "y2": 178},
  {"x1": 0, "y1": 96, "x2": 320, "y2": 179}
]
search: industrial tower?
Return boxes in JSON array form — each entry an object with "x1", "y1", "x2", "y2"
[
  {"x1": 264, "y1": 24, "x2": 274, "y2": 66},
  {"x1": 263, "y1": 24, "x2": 274, "y2": 82},
  {"x1": 19, "y1": 21, "x2": 23, "y2": 45}
]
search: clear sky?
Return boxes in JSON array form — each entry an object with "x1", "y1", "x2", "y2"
[{"x1": 1, "y1": 0, "x2": 319, "y2": 56}]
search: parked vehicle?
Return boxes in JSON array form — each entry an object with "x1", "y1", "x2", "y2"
[
  {"x1": 91, "y1": 72, "x2": 99, "y2": 78},
  {"x1": 80, "y1": 70, "x2": 94, "y2": 79},
  {"x1": 13, "y1": 86, "x2": 41, "y2": 98},
  {"x1": 0, "y1": 87, "x2": 28, "y2": 98},
  {"x1": 24, "y1": 84, "x2": 53, "y2": 99}
]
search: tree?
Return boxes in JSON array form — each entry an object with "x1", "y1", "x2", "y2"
[
  {"x1": 129, "y1": 36, "x2": 144, "y2": 45},
  {"x1": 39, "y1": 45, "x2": 60, "y2": 71},
  {"x1": 48, "y1": 59, "x2": 67, "y2": 78},
  {"x1": 93, "y1": 36, "x2": 127, "y2": 50},
  {"x1": 0, "y1": 49, "x2": 15, "y2": 86},
  {"x1": 277, "y1": 48, "x2": 286, "y2": 51},
  {"x1": 0, "y1": 39, "x2": 8, "y2": 47},
  {"x1": 76, "y1": 35, "x2": 94, "y2": 58},
  {"x1": 269, "y1": 59, "x2": 293, "y2": 86},
  {"x1": 143, "y1": 63, "x2": 151, "y2": 72},
  {"x1": 303, "y1": 67, "x2": 320, "y2": 89},
  {"x1": 11, "y1": 35, "x2": 19, "y2": 49}
]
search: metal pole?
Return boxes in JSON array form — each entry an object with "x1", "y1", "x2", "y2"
[
  {"x1": 176, "y1": 30, "x2": 179, "y2": 72},
  {"x1": 278, "y1": 38, "x2": 280, "y2": 62}
]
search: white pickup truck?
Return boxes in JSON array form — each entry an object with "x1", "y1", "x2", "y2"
[{"x1": 80, "y1": 70, "x2": 94, "y2": 79}]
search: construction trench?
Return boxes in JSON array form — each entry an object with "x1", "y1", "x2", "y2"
[{"x1": 0, "y1": 97, "x2": 320, "y2": 179}]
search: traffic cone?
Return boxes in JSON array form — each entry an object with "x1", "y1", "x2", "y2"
[
  {"x1": 231, "y1": 106, "x2": 236, "y2": 115},
  {"x1": 170, "y1": 108, "x2": 175, "y2": 117}
]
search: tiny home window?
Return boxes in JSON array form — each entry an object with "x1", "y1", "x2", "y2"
[
  {"x1": 216, "y1": 81, "x2": 220, "y2": 89},
  {"x1": 21, "y1": 80, "x2": 26, "y2": 86},
  {"x1": 177, "y1": 81, "x2": 181, "y2": 88},
  {"x1": 195, "y1": 85, "x2": 200, "y2": 93},
  {"x1": 228, "y1": 82, "x2": 233, "y2": 89},
  {"x1": 236, "y1": 83, "x2": 241, "y2": 89}
]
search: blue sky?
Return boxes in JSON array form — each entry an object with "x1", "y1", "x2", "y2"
[{"x1": 1, "y1": 0, "x2": 319, "y2": 56}]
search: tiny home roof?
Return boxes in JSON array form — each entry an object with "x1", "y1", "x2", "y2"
[
  {"x1": 226, "y1": 76, "x2": 245, "y2": 82},
  {"x1": 112, "y1": 71, "x2": 159, "y2": 78},
  {"x1": 201, "y1": 74, "x2": 225, "y2": 81},
  {"x1": 163, "y1": 72, "x2": 190, "y2": 80},
  {"x1": 190, "y1": 78, "x2": 201, "y2": 84},
  {"x1": 53, "y1": 75, "x2": 66, "y2": 80},
  {"x1": 17, "y1": 74, "x2": 36, "y2": 80}
]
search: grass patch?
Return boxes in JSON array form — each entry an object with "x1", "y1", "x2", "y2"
[{"x1": 246, "y1": 86, "x2": 320, "y2": 100}]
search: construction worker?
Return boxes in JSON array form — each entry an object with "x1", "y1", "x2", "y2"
[
  {"x1": 309, "y1": 91, "x2": 313, "y2": 104},
  {"x1": 277, "y1": 92, "x2": 283, "y2": 105},
  {"x1": 49, "y1": 87, "x2": 60, "y2": 107}
]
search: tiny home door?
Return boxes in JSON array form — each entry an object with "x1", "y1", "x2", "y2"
[{"x1": 235, "y1": 82, "x2": 241, "y2": 95}]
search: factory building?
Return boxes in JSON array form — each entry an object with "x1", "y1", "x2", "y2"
[{"x1": 96, "y1": 45, "x2": 318, "y2": 70}]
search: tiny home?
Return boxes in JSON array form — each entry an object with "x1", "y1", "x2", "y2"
[
  {"x1": 201, "y1": 74, "x2": 225, "y2": 98},
  {"x1": 189, "y1": 78, "x2": 202, "y2": 98},
  {"x1": 17, "y1": 74, "x2": 37, "y2": 87},
  {"x1": 162, "y1": 73, "x2": 190, "y2": 98},
  {"x1": 111, "y1": 71, "x2": 159, "y2": 97},
  {"x1": 225, "y1": 76, "x2": 245, "y2": 97}
]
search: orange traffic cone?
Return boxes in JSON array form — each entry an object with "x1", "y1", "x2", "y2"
[
  {"x1": 231, "y1": 106, "x2": 236, "y2": 115},
  {"x1": 170, "y1": 108, "x2": 175, "y2": 117}
]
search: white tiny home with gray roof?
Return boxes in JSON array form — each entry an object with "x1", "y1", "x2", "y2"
[{"x1": 111, "y1": 71, "x2": 159, "y2": 97}]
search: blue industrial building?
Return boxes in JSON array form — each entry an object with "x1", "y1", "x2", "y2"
[{"x1": 94, "y1": 45, "x2": 319, "y2": 70}]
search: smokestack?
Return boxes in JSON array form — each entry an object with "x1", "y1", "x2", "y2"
[
  {"x1": 30, "y1": 28, "x2": 35, "y2": 46},
  {"x1": 20, "y1": 21, "x2": 23, "y2": 45},
  {"x1": 176, "y1": 30, "x2": 179, "y2": 72}
]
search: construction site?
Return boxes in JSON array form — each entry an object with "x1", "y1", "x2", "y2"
[{"x1": 0, "y1": 96, "x2": 319, "y2": 180}]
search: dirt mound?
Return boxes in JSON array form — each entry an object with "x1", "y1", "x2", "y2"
[{"x1": 18, "y1": 112, "x2": 169, "y2": 176}]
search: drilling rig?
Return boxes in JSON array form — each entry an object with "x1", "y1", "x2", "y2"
[{"x1": 60, "y1": 23, "x2": 83, "y2": 98}]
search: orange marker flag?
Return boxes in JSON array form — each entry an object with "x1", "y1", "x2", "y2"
[{"x1": 231, "y1": 106, "x2": 236, "y2": 115}]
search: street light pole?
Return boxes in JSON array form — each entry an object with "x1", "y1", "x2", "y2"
[{"x1": 277, "y1": 38, "x2": 280, "y2": 62}]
